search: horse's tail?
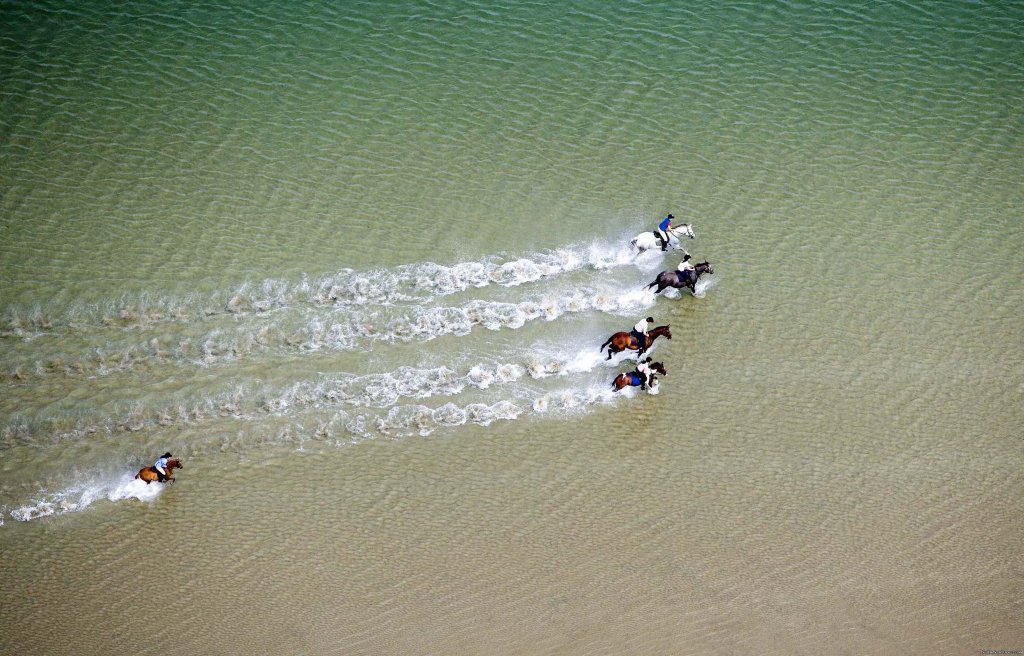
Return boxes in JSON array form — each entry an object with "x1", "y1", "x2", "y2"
[
  {"x1": 646, "y1": 278, "x2": 659, "y2": 290},
  {"x1": 599, "y1": 336, "x2": 613, "y2": 352},
  {"x1": 628, "y1": 238, "x2": 638, "y2": 251}
]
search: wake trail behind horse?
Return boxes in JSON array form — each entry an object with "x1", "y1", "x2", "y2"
[
  {"x1": 7, "y1": 368, "x2": 636, "y2": 524},
  {"x1": 4, "y1": 237, "x2": 648, "y2": 338},
  {"x1": 1, "y1": 233, "x2": 677, "y2": 526}
]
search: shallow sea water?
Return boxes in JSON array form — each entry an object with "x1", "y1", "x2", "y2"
[{"x1": 1, "y1": 1, "x2": 1022, "y2": 654}]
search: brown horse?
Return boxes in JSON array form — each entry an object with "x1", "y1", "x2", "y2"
[
  {"x1": 612, "y1": 361, "x2": 667, "y2": 392},
  {"x1": 599, "y1": 325, "x2": 671, "y2": 360},
  {"x1": 135, "y1": 458, "x2": 183, "y2": 484}
]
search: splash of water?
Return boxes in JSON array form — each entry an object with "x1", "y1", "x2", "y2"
[{"x1": 9, "y1": 475, "x2": 164, "y2": 523}]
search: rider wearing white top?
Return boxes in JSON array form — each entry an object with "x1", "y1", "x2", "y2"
[
  {"x1": 635, "y1": 357, "x2": 654, "y2": 389},
  {"x1": 676, "y1": 254, "x2": 694, "y2": 272},
  {"x1": 631, "y1": 316, "x2": 653, "y2": 349}
]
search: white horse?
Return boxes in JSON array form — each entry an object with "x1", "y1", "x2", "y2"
[{"x1": 629, "y1": 224, "x2": 695, "y2": 253}]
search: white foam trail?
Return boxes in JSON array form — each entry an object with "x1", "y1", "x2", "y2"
[
  {"x1": 339, "y1": 373, "x2": 618, "y2": 439},
  {"x1": 329, "y1": 287, "x2": 658, "y2": 349},
  {"x1": 530, "y1": 383, "x2": 622, "y2": 413},
  {"x1": 273, "y1": 353, "x2": 619, "y2": 414},
  {"x1": 9, "y1": 286, "x2": 655, "y2": 380},
  {"x1": 368, "y1": 400, "x2": 526, "y2": 437},
  {"x1": 4, "y1": 376, "x2": 649, "y2": 524},
  {"x1": 3, "y1": 244, "x2": 674, "y2": 381},
  {"x1": 312, "y1": 238, "x2": 674, "y2": 305},
  {"x1": 8, "y1": 475, "x2": 164, "y2": 523},
  {"x1": 314, "y1": 248, "x2": 590, "y2": 305},
  {"x1": 525, "y1": 341, "x2": 629, "y2": 378},
  {"x1": 4, "y1": 238, "x2": 657, "y2": 337},
  {"x1": 2, "y1": 351, "x2": 611, "y2": 447},
  {"x1": 466, "y1": 363, "x2": 527, "y2": 389},
  {"x1": 349, "y1": 380, "x2": 629, "y2": 438}
]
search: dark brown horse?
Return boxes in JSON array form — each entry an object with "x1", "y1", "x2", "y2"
[
  {"x1": 612, "y1": 361, "x2": 667, "y2": 392},
  {"x1": 647, "y1": 261, "x2": 713, "y2": 296},
  {"x1": 600, "y1": 325, "x2": 671, "y2": 360},
  {"x1": 135, "y1": 458, "x2": 183, "y2": 484}
]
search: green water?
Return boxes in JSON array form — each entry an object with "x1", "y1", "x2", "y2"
[{"x1": 1, "y1": 1, "x2": 1022, "y2": 654}]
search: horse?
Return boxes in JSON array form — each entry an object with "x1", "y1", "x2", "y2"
[
  {"x1": 599, "y1": 324, "x2": 672, "y2": 360},
  {"x1": 612, "y1": 361, "x2": 667, "y2": 392},
  {"x1": 135, "y1": 458, "x2": 183, "y2": 484},
  {"x1": 629, "y1": 224, "x2": 695, "y2": 254},
  {"x1": 647, "y1": 261, "x2": 713, "y2": 296}
]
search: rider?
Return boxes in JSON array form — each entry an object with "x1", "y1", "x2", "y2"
[
  {"x1": 656, "y1": 213, "x2": 674, "y2": 251},
  {"x1": 631, "y1": 316, "x2": 653, "y2": 350},
  {"x1": 154, "y1": 452, "x2": 172, "y2": 482},
  {"x1": 635, "y1": 357, "x2": 655, "y2": 390},
  {"x1": 676, "y1": 253, "x2": 695, "y2": 273}
]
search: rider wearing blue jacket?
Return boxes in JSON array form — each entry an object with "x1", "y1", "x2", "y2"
[
  {"x1": 657, "y1": 214, "x2": 674, "y2": 251},
  {"x1": 154, "y1": 452, "x2": 172, "y2": 482}
]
